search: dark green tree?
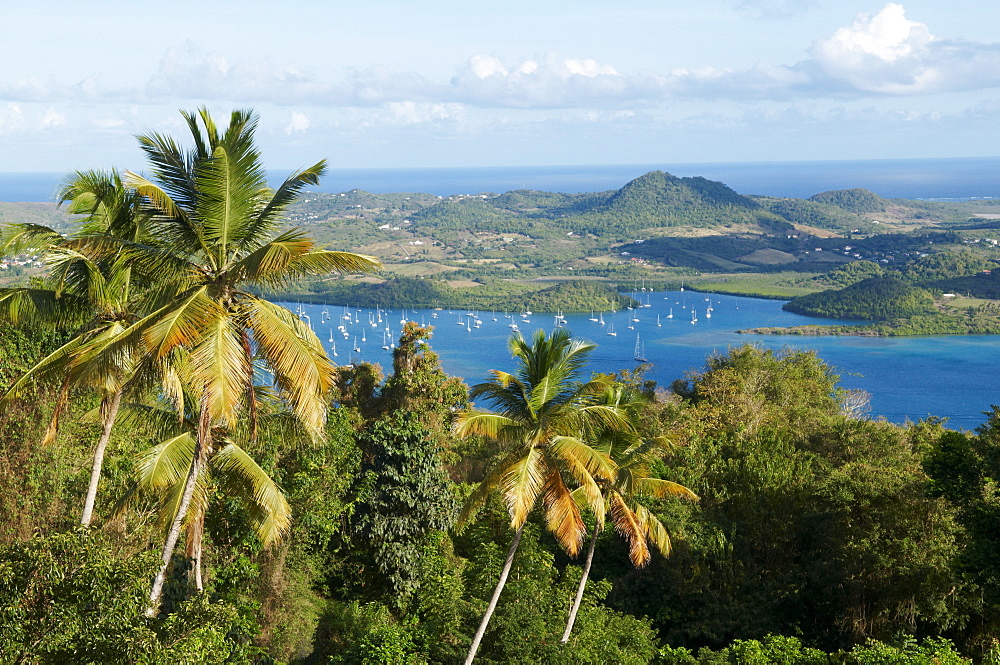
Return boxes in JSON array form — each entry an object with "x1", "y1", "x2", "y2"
[{"x1": 347, "y1": 411, "x2": 458, "y2": 602}]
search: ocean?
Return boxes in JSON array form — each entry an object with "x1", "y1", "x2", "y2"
[{"x1": 3, "y1": 156, "x2": 1000, "y2": 202}]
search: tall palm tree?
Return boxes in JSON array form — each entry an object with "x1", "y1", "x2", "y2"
[
  {"x1": 560, "y1": 382, "x2": 698, "y2": 643},
  {"x1": 84, "y1": 108, "x2": 379, "y2": 614},
  {"x1": 454, "y1": 328, "x2": 623, "y2": 664},
  {"x1": 0, "y1": 169, "x2": 154, "y2": 525}
]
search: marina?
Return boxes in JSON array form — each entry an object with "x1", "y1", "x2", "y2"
[{"x1": 280, "y1": 291, "x2": 1000, "y2": 431}]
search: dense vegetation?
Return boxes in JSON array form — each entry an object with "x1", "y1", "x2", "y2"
[
  {"x1": 271, "y1": 277, "x2": 636, "y2": 312},
  {"x1": 4, "y1": 315, "x2": 1000, "y2": 662},
  {"x1": 4, "y1": 109, "x2": 1000, "y2": 663},
  {"x1": 784, "y1": 276, "x2": 937, "y2": 320}
]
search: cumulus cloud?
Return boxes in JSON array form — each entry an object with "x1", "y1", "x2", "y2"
[
  {"x1": 807, "y1": 4, "x2": 1000, "y2": 94},
  {"x1": 4, "y1": 5, "x2": 1000, "y2": 115}
]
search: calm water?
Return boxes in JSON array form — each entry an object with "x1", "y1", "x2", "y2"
[{"x1": 283, "y1": 293, "x2": 999, "y2": 432}]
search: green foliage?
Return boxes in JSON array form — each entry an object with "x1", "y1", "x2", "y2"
[
  {"x1": 657, "y1": 635, "x2": 973, "y2": 664},
  {"x1": 819, "y1": 260, "x2": 886, "y2": 288},
  {"x1": 784, "y1": 277, "x2": 936, "y2": 320},
  {"x1": 277, "y1": 276, "x2": 634, "y2": 313},
  {"x1": 457, "y1": 519, "x2": 660, "y2": 664},
  {"x1": 614, "y1": 347, "x2": 963, "y2": 652},
  {"x1": 808, "y1": 188, "x2": 887, "y2": 214},
  {"x1": 318, "y1": 600, "x2": 425, "y2": 664},
  {"x1": 346, "y1": 411, "x2": 458, "y2": 602},
  {"x1": 755, "y1": 196, "x2": 865, "y2": 232},
  {"x1": 0, "y1": 528, "x2": 262, "y2": 663},
  {"x1": 898, "y1": 251, "x2": 993, "y2": 282}
]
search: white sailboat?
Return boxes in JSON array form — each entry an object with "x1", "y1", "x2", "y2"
[
  {"x1": 657, "y1": 314, "x2": 661, "y2": 327},
  {"x1": 331, "y1": 341, "x2": 338, "y2": 357},
  {"x1": 606, "y1": 323, "x2": 617, "y2": 337},
  {"x1": 634, "y1": 334, "x2": 648, "y2": 363}
]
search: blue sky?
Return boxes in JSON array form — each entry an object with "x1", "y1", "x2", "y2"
[{"x1": 2, "y1": 1, "x2": 998, "y2": 172}]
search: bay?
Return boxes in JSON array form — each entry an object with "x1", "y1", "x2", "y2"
[{"x1": 282, "y1": 292, "x2": 999, "y2": 432}]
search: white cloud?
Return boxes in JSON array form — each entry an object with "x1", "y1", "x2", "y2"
[
  {"x1": 2, "y1": 6, "x2": 1000, "y2": 118},
  {"x1": 808, "y1": 4, "x2": 1000, "y2": 95},
  {"x1": 285, "y1": 111, "x2": 310, "y2": 134}
]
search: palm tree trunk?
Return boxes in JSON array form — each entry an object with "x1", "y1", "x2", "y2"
[
  {"x1": 464, "y1": 523, "x2": 524, "y2": 665},
  {"x1": 186, "y1": 509, "x2": 205, "y2": 592},
  {"x1": 145, "y1": 402, "x2": 210, "y2": 617},
  {"x1": 80, "y1": 390, "x2": 122, "y2": 526},
  {"x1": 560, "y1": 527, "x2": 599, "y2": 643}
]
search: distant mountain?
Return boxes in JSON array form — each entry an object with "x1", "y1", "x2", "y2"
[{"x1": 604, "y1": 171, "x2": 758, "y2": 213}]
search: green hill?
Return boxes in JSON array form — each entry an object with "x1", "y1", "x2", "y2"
[
  {"x1": 807, "y1": 188, "x2": 887, "y2": 214},
  {"x1": 783, "y1": 276, "x2": 936, "y2": 320}
]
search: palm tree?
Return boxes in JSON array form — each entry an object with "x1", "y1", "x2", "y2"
[
  {"x1": 0, "y1": 169, "x2": 154, "y2": 525},
  {"x1": 454, "y1": 328, "x2": 623, "y2": 664},
  {"x1": 112, "y1": 396, "x2": 293, "y2": 592},
  {"x1": 560, "y1": 382, "x2": 698, "y2": 643},
  {"x1": 82, "y1": 108, "x2": 379, "y2": 614}
]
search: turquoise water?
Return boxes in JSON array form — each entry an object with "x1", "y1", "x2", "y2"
[{"x1": 283, "y1": 292, "x2": 1000, "y2": 432}]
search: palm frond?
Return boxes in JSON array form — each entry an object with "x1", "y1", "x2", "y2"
[
  {"x1": 636, "y1": 478, "x2": 699, "y2": 502},
  {"x1": 609, "y1": 492, "x2": 650, "y2": 567},
  {"x1": 142, "y1": 286, "x2": 220, "y2": 359},
  {"x1": 135, "y1": 433, "x2": 197, "y2": 492},
  {"x1": 453, "y1": 410, "x2": 518, "y2": 441},
  {"x1": 211, "y1": 442, "x2": 291, "y2": 547},
  {"x1": 501, "y1": 446, "x2": 547, "y2": 530},
  {"x1": 635, "y1": 504, "x2": 672, "y2": 560},
  {"x1": 0, "y1": 287, "x2": 89, "y2": 328},
  {"x1": 188, "y1": 310, "x2": 250, "y2": 427},
  {"x1": 541, "y1": 469, "x2": 586, "y2": 556},
  {"x1": 245, "y1": 297, "x2": 333, "y2": 436},
  {"x1": 548, "y1": 435, "x2": 615, "y2": 482},
  {"x1": 0, "y1": 223, "x2": 64, "y2": 256},
  {"x1": 240, "y1": 160, "x2": 327, "y2": 246}
]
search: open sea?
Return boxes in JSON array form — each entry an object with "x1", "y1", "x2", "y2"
[{"x1": 4, "y1": 157, "x2": 1000, "y2": 430}]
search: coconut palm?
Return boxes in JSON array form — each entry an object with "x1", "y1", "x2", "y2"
[
  {"x1": 560, "y1": 382, "x2": 699, "y2": 643},
  {"x1": 112, "y1": 395, "x2": 294, "y2": 592},
  {"x1": 78, "y1": 108, "x2": 379, "y2": 614},
  {"x1": 454, "y1": 328, "x2": 624, "y2": 664},
  {"x1": 0, "y1": 169, "x2": 155, "y2": 525}
]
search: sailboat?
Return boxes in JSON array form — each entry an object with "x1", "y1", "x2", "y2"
[
  {"x1": 329, "y1": 328, "x2": 334, "y2": 342},
  {"x1": 361, "y1": 329, "x2": 367, "y2": 342},
  {"x1": 656, "y1": 314, "x2": 661, "y2": 327},
  {"x1": 634, "y1": 334, "x2": 648, "y2": 363},
  {"x1": 691, "y1": 310, "x2": 698, "y2": 324},
  {"x1": 667, "y1": 308, "x2": 673, "y2": 319},
  {"x1": 589, "y1": 310, "x2": 599, "y2": 322},
  {"x1": 331, "y1": 341, "x2": 338, "y2": 357},
  {"x1": 599, "y1": 312, "x2": 605, "y2": 325},
  {"x1": 382, "y1": 331, "x2": 390, "y2": 351},
  {"x1": 353, "y1": 336, "x2": 360, "y2": 353},
  {"x1": 606, "y1": 323, "x2": 617, "y2": 337}
]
